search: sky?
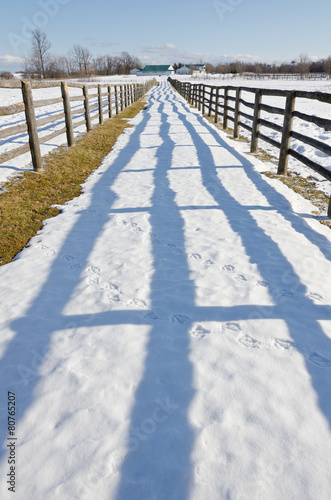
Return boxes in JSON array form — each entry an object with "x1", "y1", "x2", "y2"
[{"x1": 0, "y1": 0, "x2": 330, "y2": 72}]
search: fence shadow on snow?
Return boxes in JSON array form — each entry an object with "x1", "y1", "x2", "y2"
[{"x1": 0, "y1": 82, "x2": 330, "y2": 498}]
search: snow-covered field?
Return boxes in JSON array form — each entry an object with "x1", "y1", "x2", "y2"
[
  {"x1": 176, "y1": 75, "x2": 331, "y2": 197},
  {"x1": 0, "y1": 81, "x2": 331, "y2": 499},
  {"x1": 0, "y1": 75, "x2": 152, "y2": 186}
]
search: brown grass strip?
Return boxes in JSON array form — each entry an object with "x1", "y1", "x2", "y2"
[{"x1": 0, "y1": 99, "x2": 147, "y2": 265}]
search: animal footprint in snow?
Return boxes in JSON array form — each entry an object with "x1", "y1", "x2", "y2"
[
  {"x1": 70, "y1": 263, "x2": 82, "y2": 270},
  {"x1": 107, "y1": 292, "x2": 121, "y2": 302},
  {"x1": 257, "y1": 280, "x2": 270, "y2": 288},
  {"x1": 306, "y1": 292, "x2": 323, "y2": 302},
  {"x1": 189, "y1": 253, "x2": 202, "y2": 261},
  {"x1": 107, "y1": 284, "x2": 122, "y2": 302},
  {"x1": 223, "y1": 264, "x2": 235, "y2": 272},
  {"x1": 142, "y1": 311, "x2": 159, "y2": 321},
  {"x1": 308, "y1": 352, "x2": 331, "y2": 368},
  {"x1": 87, "y1": 265, "x2": 100, "y2": 275},
  {"x1": 37, "y1": 244, "x2": 55, "y2": 256},
  {"x1": 276, "y1": 289, "x2": 295, "y2": 297},
  {"x1": 273, "y1": 339, "x2": 308, "y2": 357},
  {"x1": 274, "y1": 339, "x2": 297, "y2": 351},
  {"x1": 166, "y1": 243, "x2": 183, "y2": 254},
  {"x1": 172, "y1": 314, "x2": 190, "y2": 325},
  {"x1": 88, "y1": 276, "x2": 99, "y2": 286},
  {"x1": 190, "y1": 324, "x2": 211, "y2": 339},
  {"x1": 130, "y1": 222, "x2": 143, "y2": 233},
  {"x1": 238, "y1": 335, "x2": 260, "y2": 349},
  {"x1": 234, "y1": 274, "x2": 248, "y2": 283},
  {"x1": 130, "y1": 298, "x2": 148, "y2": 309},
  {"x1": 224, "y1": 322, "x2": 242, "y2": 333},
  {"x1": 63, "y1": 255, "x2": 75, "y2": 261}
]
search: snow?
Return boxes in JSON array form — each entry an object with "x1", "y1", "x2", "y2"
[{"x1": 0, "y1": 80, "x2": 331, "y2": 499}]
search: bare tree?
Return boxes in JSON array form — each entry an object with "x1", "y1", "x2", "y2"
[
  {"x1": 324, "y1": 56, "x2": 331, "y2": 76},
  {"x1": 297, "y1": 54, "x2": 310, "y2": 78},
  {"x1": 62, "y1": 53, "x2": 75, "y2": 77},
  {"x1": 30, "y1": 29, "x2": 51, "y2": 79},
  {"x1": 72, "y1": 44, "x2": 92, "y2": 76},
  {"x1": 105, "y1": 55, "x2": 114, "y2": 75}
]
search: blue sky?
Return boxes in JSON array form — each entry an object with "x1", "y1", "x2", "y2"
[{"x1": 1, "y1": 0, "x2": 330, "y2": 71}]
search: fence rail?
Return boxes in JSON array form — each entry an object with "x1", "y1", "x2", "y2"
[
  {"x1": 168, "y1": 77, "x2": 331, "y2": 218},
  {"x1": 0, "y1": 79, "x2": 155, "y2": 172}
]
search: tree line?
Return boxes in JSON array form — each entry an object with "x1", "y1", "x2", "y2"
[
  {"x1": 203, "y1": 54, "x2": 331, "y2": 76},
  {"x1": 22, "y1": 29, "x2": 142, "y2": 79}
]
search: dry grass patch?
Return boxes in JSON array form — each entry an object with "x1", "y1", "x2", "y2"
[{"x1": 0, "y1": 99, "x2": 147, "y2": 265}]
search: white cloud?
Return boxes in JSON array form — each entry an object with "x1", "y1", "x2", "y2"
[
  {"x1": 140, "y1": 44, "x2": 267, "y2": 66},
  {"x1": 0, "y1": 55, "x2": 23, "y2": 65},
  {"x1": 143, "y1": 43, "x2": 178, "y2": 55},
  {"x1": 0, "y1": 55, "x2": 23, "y2": 70}
]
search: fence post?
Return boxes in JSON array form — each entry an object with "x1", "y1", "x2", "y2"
[
  {"x1": 202, "y1": 85, "x2": 206, "y2": 114},
  {"x1": 223, "y1": 87, "x2": 228, "y2": 130},
  {"x1": 21, "y1": 80, "x2": 42, "y2": 172},
  {"x1": 61, "y1": 81, "x2": 74, "y2": 147},
  {"x1": 250, "y1": 89, "x2": 262, "y2": 153},
  {"x1": 125, "y1": 85, "x2": 128, "y2": 108},
  {"x1": 108, "y1": 85, "x2": 112, "y2": 118},
  {"x1": 214, "y1": 86, "x2": 220, "y2": 124},
  {"x1": 120, "y1": 85, "x2": 124, "y2": 111},
  {"x1": 83, "y1": 85, "x2": 92, "y2": 132},
  {"x1": 98, "y1": 85, "x2": 103, "y2": 124},
  {"x1": 115, "y1": 86, "x2": 119, "y2": 115},
  {"x1": 233, "y1": 87, "x2": 242, "y2": 138},
  {"x1": 208, "y1": 86, "x2": 213, "y2": 117},
  {"x1": 278, "y1": 91, "x2": 296, "y2": 175}
]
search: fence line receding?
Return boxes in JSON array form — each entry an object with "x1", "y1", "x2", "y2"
[
  {"x1": 168, "y1": 77, "x2": 331, "y2": 218},
  {"x1": 0, "y1": 79, "x2": 156, "y2": 173}
]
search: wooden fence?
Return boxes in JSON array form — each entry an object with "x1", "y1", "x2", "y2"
[
  {"x1": 203, "y1": 73, "x2": 330, "y2": 81},
  {"x1": 168, "y1": 77, "x2": 331, "y2": 218},
  {"x1": 0, "y1": 79, "x2": 155, "y2": 172}
]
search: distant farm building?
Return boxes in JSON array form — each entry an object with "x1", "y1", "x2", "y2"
[
  {"x1": 134, "y1": 65, "x2": 175, "y2": 76},
  {"x1": 175, "y1": 64, "x2": 206, "y2": 77}
]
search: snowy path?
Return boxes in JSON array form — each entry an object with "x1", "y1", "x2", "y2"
[{"x1": 1, "y1": 81, "x2": 331, "y2": 499}]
